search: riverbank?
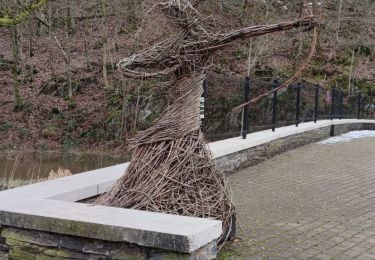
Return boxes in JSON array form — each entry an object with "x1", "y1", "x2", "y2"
[
  {"x1": 0, "y1": 150, "x2": 130, "y2": 187},
  {"x1": 0, "y1": 178, "x2": 39, "y2": 191}
]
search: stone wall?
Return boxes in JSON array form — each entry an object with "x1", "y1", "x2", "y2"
[
  {"x1": 216, "y1": 122, "x2": 375, "y2": 174},
  {"x1": 1, "y1": 227, "x2": 216, "y2": 260}
]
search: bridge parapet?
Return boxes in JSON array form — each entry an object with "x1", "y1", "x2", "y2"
[{"x1": 212, "y1": 119, "x2": 375, "y2": 173}]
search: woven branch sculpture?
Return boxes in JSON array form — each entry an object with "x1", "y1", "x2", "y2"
[{"x1": 97, "y1": 0, "x2": 317, "y2": 242}]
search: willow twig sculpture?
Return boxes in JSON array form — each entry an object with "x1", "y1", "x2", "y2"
[{"x1": 97, "y1": 0, "x2": 317, "y2": 242}]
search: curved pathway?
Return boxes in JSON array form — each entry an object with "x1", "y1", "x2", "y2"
[{"x1": 221, "y1": 134, "x2": 375, "y2": 259}]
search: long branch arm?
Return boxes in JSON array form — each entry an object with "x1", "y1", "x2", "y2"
[
  {"x1": 118, "y1": 15, "x2": 316, "y2": 79},
  {"x1": 209, "y1": 16, "x2": 316, "y2": 50}
]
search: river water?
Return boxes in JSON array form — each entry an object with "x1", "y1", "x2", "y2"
[{"x1": 0, "y1": 151, "x2": 130, "y2": 180}]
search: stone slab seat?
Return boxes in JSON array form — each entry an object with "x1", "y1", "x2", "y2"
[
  {"x1": 0, "y1": 119, "x2": 374, "y2": 258},
  {"x1": 0, "y1": 199, "x2": 222, "y2": 253},
  {"x1": 0, "y1": 163, "x2": 222, "y2": 253}
]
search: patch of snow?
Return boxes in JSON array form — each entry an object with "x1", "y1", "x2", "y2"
[{"x1": 318, "y1": 130, "x2": 375, "y2": 144}]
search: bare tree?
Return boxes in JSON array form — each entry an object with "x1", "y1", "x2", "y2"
[
  {"x1": 336, "y1": 0, "x2": 343, "y2": 43},
  {"x1": 65, "y1": 0, "x2": 73, "y2": 106},
  {"x1": 348, "y1": 47, "x2": 355, "y2": 94},
  {"x1": 11, "y1": 25, "x2": 23, "y2": 111},
  {"x1": 101, "y1": 0, "x2": 111, "y2": 90}
]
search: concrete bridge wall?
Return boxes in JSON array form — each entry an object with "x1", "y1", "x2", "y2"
[{"x1": 213, "y1": 120, "x2": 375, "y2": 174}]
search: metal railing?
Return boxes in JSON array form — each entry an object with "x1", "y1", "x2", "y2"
[{"x1": 201, "y1": 73, "x2": 374, "y2": 140}]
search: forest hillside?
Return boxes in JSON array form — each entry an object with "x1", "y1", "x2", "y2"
[{"x1": 0, "y1": 0, "x2": 374, "y2": 152}]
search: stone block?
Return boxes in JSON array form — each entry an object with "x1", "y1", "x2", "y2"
[
  {"x1": 110, "y1": 245, "x2": 147, "y2": 259},
  {"x1": 2, "y1": 227, "x2": 59, "y2": 247},
  {"x1": 6, "y1": 238, "x2": 45, "y2": 254},
  {"x1": 0, "y1": 240, "x2": 7, "y2": 253},
  {"x1": 42, "y1": 247, "x2": 84, "y2": 258},
  {"x1": 82, "y1": 240, "x2": 112, "y2": 255},
  {"x1": 0, "y1": 226, "x2": 8, "y2": 254},
  {"x1": 9, "y1": 248, "x2": 36, "y2": 260},
  {"x1": 148, "y1": 241, "x2": 216, "y2": 260},
  {"x1": 59, "y1": 235, "x2": 85, "y2": 251}
]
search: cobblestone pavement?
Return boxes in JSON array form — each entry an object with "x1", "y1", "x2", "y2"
[{"x1": 220, "y1": 135, "x2": 375, "y2": 260}]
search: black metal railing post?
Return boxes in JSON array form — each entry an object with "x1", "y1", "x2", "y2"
[
  {"x1": 314, "y1": 85, "x2": 319, "y2": 123},
  {"x1": 200, "y1": 77, "x2": 208, "y2": 128},
  {"x1": 203, "y1": 77, "x2": 208, "y2": 97},
  {"x1": 295, "y1": 83, "x2": 301, "y2": 127},
  {"x1": 338, "y1": 90, "x2": 343, "y2": 120},
  {"x1": 357, "y1": 92, "x2": 362, "y2": 119},
  {"x1": 330, "y1": 87, "x2": 336, "y2": 120},
  {"x1": 272, "y1": 80, "x2": 278, "y2": 132},
  {"x1": 242, "y1": 76, "x2": 251, "y2": 139}
]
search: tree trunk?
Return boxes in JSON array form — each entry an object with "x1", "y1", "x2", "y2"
[
  {"x1": 348, "y1": 47, "x2": 355, "y2": 94},
  {"x1": 28, "y1": 19, "x2": 34, "y2": 57},
  {"x1": 84, "y1": 40, "x2": 91, "y2": 71},
  {"x1": 11, "y1": 26, "x2": 23, "y2": 111},
  {"x1": 101, "y1": 0, "x2": 111, "y2": 90},
  {"x1": 119, "y1": 75, "x2": 127, "y2": 142},
  {"x1": 66, "y1": 0, "x2": 73, "y2": 106},
  {"x1": 336, "y1": 0, "x2": 343, "y2": 43}
]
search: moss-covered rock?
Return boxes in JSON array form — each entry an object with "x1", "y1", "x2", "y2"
[
  {"x1": 44, "y1": 248, "x2": 84, "y2": 258},
  {"x1": 9, "y1": 248, "x2": 36, "y2": 260},
  {"x1": 1, "y1": 228, "x2": 59, "y2": 247},
  {"x1": 5, "y1": 238, "x2": 41, "y2": 253},
  {"x1": 0, "y1": 226, "x2": 9, "y2": 253}
]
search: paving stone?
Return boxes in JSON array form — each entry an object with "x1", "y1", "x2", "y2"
[
  {"x1": 220, "y1": 135, "x2": 375, "y2": 259},
  {"x1": 355, "y1": 255, "x2": 375, "y2": 260},
  {"x1": 365, "y1": 248, "x2": 375, "y2": 255},
  {"x1": 314, "y1": 253, "x2": 332, "y2": 260}
]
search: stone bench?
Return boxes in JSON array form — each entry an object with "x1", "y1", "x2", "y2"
[{"x1": 0, "y1": 164, "x2": 221, "y2": 259}]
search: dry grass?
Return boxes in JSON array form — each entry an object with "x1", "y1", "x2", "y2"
[
  {"x1": 1, "y1": 166, "x2": 72, "y2": 191},
  {"x1": 47, "y1": 167, "x2": 72, "y2": 180}
]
